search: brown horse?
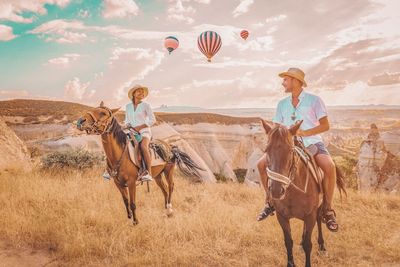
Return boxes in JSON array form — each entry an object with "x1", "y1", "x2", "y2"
[
  {"x1": 76, "y1": 102, "x2": 204, "y2": 225},
  {"x1": 262, "y1": 121, "x2": 346, "y2": 267}
]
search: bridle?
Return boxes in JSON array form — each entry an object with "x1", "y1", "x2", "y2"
[
  {"x1": 267, "y1": 146, "x2": 310, "y2": 198},
  {"x1": 77, "y1": 107, "x2": 115, "y2": 135}
]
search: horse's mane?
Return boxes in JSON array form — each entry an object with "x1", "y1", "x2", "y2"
[
  {"x1": 109, "y1": 117, "x2": 127, "y2": 148},
  {"x1": 265, "y1": 125, "x2": 292, "y2": 153}
]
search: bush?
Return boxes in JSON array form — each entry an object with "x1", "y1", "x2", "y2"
[
  {"x1": 214, "y1": 173, "x2": 228, "y2": 183},
  {"x1": 234, "y1": 169, "x2": 247, "y2": 183},
  {"x1": 41, "y1": 148, "x2": 105, "y2": 169}
]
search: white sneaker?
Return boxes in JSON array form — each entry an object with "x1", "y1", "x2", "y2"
[
  {"x1": 102, "y1": 171, "x2": 111, "y2": 180},
  {"x1": 140, "y1": 172, "x2": 153, "y2": 182}
]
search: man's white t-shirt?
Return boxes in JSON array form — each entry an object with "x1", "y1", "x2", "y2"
[{"x1": 272, "y1": 90, "x2": 328, "y2": 147}]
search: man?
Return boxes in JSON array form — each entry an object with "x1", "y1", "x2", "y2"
[{"x1": 257, "y1": 67, "x2": 339, "y2": 232}]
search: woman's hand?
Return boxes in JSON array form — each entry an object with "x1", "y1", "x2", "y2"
[{"x1": 297, "y1": 129, "x2": 307, "y2": 137}]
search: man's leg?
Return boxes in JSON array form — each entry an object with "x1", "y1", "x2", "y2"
[
  {"x1": 314, "y1": 153, "x2": 338, "y2": 231},
  {"x1": 256, "y1": 153, "x2": 274, "y2": 221}
]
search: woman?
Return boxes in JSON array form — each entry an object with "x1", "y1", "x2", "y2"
[{"x1": 124, "y1": 84, "x2": 156, "y2": 182}]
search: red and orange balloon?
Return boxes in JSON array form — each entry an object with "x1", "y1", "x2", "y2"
[{"x1": 240, "y1": 30, "x2": 249, "y2": 40}]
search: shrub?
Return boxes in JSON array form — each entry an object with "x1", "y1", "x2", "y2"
[
  {"x1": 41, "y1": 148, "x2": 105, "y2": 169},
  {"x1": 234, "y1": 168, "x2": 247, "y2": 183}
]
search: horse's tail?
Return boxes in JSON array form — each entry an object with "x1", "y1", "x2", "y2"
[
  {"x1": 171, "y1": 146, "x2": 205, "y2": 178},
  {"x1": 335, "y1": 164, "x2": 347, "y2": 198}
]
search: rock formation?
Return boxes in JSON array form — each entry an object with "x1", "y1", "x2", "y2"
[
  {"x1": 0, "y1": 117, "x2": 31, "y2": 170},
  {"x1": 357, "y1": 124, "x2": 400, "y2": 194}
]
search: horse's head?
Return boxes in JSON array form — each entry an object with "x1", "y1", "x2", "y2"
[
  {"x1": 76, "y1": 101, "x2": 120, "y2": 135},
  {"x1": 261, "y1": 119, "x2": 302, "y2": 200}
]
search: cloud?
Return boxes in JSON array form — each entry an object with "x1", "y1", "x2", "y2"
[
  {"x1": 232, "y1": 0, "x2": 254, "y2": 18},
  {"x1": 0, "y1": 24, "x2": 17, "y2": 41},
  {"x1": 102, "y1": 0, "x2": 139, "y2": 19},
  {"x1": 0, "y1": 90, "x2": 30, "y2": 99},
  {"x1": 307, "y1": 38, "x2": 400, "y2": 90},
  {"x1": 368, "y1": 71, "x2": 400, "y2": 86},
  {"x1": 108, "y1": 47, "x2": 165, "y2": 100},
  {"x1": 77, "y1": 9, "x2": 90, "y2": 18},
  {"x1": 265, "y1": 14, "x2": 287, "y2": 23},
  {"x1": 0, "y1": 0, "x2": 71, "y2": 23},
  {"x1": 318, "y1": 81, "x2": 400, "y2": 106},
  {"x1": 47, "y1": 53, "x2": 81, "y2": 67},
  {"x1": 64, "y1": 77, "x2": 90, "y2": 100},
  {"x1": 28, "y1": 19, "x2": 88, "y2": 43},
  {"x1": 167, "y1": 0, "x2": 196, "y2": 24}
]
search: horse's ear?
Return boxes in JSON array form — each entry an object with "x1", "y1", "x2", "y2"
[
  {"x1": 111, "y1": 107, "x2": 120, "y2": 114},
  {"x1": 289, "y1": 120, "x2": 303, "y2": 136},
  {"x1": 261, "y1": 119, "x2": 272, "y2": 134},
  {"x1": 99, "y1": 101, "x2": 104, "y2": 107}
]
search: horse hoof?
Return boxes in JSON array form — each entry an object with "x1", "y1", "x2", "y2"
[
  {"x1": 132, "y1": 219, "x2": 139, "y2": 225},
  {"x1": 166, "y1": 208, "x2": 174, "y2": 217},
  {"x1": 318, "y1": 248, "x2": 327, "y2": 256},
  {"x1": 128, "y1": 213, "x2": 133, "y2": 219}
]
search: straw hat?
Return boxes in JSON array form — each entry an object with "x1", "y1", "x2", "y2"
[
  {"x1": 279, "y1": 68, "x2": 307, "y2": 87},
  {"x1": 128, "y1": 85, "x2": 149, "y2": 100}
]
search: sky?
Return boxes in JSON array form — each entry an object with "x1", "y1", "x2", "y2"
[{"x1": 0, "y1": 0, "x2": 399, "y2": 109}]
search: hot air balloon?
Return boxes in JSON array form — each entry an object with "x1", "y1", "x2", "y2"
[
  {"x1": 240, "y1": 30, "x2": 249, "y2": 40},
  {"x1": 197, "y1": 31, "x2": 222, "y2": 62},
  {"x1": 164, "y1": 36, "x2": 179, "y2": 54}
]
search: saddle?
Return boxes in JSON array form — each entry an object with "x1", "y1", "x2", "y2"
[
  {"x1": 124, "y1": 130, "x2": 170, "y2": 168},
  {"x1": 293, "y1": 138, "x2": 323, "y2": 192}
]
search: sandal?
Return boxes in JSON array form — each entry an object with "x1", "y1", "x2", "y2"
[
  {"x1": 257, "y1": 204, "x2": 275, "y2": 221},
  {"x1": 324, "y1": 210, "x2": 339, "y2": 232}
]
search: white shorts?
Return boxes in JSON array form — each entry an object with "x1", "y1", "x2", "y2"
[{"x1": 139, "y1": 128, "x2": 152, "y2": 140}]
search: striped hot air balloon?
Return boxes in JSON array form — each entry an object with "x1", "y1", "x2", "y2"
[
  {"x1": 197, "y1": 31, "x2": 222, "y2": 62},
  {"x1": 240, "y1": 30, "x2": 249, "y2": 40},
  {"x1": 164, "y1": 36, "x2": 179, "y2": 54}
]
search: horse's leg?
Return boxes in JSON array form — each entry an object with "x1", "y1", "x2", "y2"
[
  {"x1": 127, "y1": 178, "x2": 138, "y2": 225},
  {"x1": 154, "y1": 173, "x2": 168, "y2": 207},
  {"x1": 302, "y1": 212, "x2": 317, "y2": 267},
  {"x1": 163, "y1": 162, "x2": 175, "y2": 216},
  {"x1": 113, "y1": 178, "x2": 132, "y2": 219},
  {"x1": 277, "y1": 214, "x2": 295, "y2": 267},
  {"x1": 317, "y1": 206, "x2": 326, "y2": 252}
]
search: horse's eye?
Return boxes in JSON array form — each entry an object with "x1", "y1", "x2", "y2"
[{"x1": 99, "y1": 111, "x2": 106, "y2": 116}]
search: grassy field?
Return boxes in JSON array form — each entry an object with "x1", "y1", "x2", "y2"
[{"x1": 0, "y1": 166, "x2": 399, "y2": 266}]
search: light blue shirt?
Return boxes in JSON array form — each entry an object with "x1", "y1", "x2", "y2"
[{"x1": 272, "y1": 90, "x2": 328, "y2": 147}]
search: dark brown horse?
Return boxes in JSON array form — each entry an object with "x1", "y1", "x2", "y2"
[
  {"x1": 262, "y1": 121, "x2": 346, "y2": 267},
  {"x1": 76, "y1": 102, "x2": 204, "y2": 225}
]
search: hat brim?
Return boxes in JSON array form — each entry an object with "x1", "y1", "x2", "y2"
[
  {"x1": 128, "y1": 86, "x2": 149, "y2": 100},
  {"x1": 279, "y1": 72, "x2": 307, "y2": 87}
]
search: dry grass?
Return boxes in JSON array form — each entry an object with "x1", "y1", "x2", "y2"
[{"x1": 0, "y1": 167, "x2": 399, "y2": 267}]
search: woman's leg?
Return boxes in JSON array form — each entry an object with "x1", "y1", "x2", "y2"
[{"x1": 140, "y1": 137, "x2": 152, "y2": 176}]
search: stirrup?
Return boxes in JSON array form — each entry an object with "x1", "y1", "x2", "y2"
[{"x1": 324, "y1": 209, "x2": 339, "y2": 232}]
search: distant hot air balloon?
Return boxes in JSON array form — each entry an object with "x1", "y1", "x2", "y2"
[
  {"x1": 240, "y1": 30, "x2": 249, "y2": 40},
  {"x1": 197, "y1": 31, "x2": 222, "y2": 62},
  {"x1": 164, "y1": 36, "x2": 179, "y2": 54}
]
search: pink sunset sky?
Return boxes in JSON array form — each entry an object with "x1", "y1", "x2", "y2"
[{"x1": 0, "y1": 0, "x2": 399, "y2": 109}]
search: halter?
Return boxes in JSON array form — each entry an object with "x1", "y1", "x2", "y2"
[
  {"x1": 79, "y1": 106, "x2": 115, "y2": 135},
  {"x1": 267, "y1": 146, "x2": 310, "y2": 195}
]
